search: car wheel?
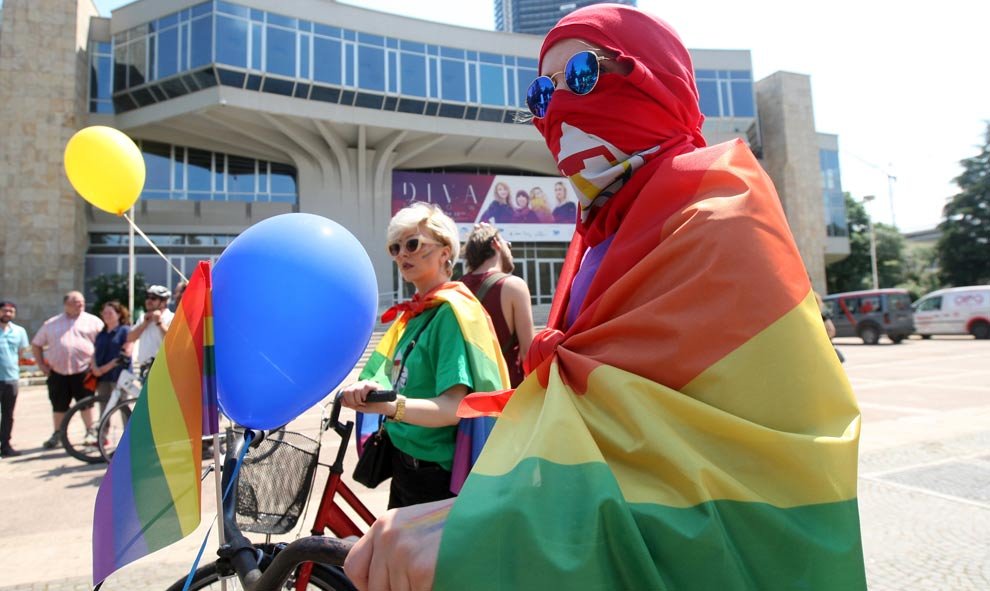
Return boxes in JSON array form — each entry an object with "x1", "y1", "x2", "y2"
[
  {"x1": 890, "y1": 335, "x2": 905, "y2": 344},
  {"x1": 920, "y1": 334, "x2": 932, "y2": 340},
  {"x1": 859, "y1": 324, "x2": 881, "y2": 345},
  {"x1": 971, "y1": 321, "x2": 990, "y2": 340}
]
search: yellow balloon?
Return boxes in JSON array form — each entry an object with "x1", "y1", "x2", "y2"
[{"x1": 63, "y1": 126, "x2": 146, "y2": 215}]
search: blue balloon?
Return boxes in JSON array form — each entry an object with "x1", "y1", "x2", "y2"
[{"x1": 212, "y1": 213, "x2": 377, "y2": 429}]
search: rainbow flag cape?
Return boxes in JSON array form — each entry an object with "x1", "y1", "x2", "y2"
[
  {"x1": 356, "y1": 282, "x2": 510, "y2": 493},
  {"x1": 436, "y1": 140, "x2": 866, "y2": 589},
  {"x1": 93, "y1": 261, "x2": 218, "y2": 585}
]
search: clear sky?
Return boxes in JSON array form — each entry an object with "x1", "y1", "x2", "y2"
[{"x1": 63, "y1": 1, "x2": 985, "y2": 231}]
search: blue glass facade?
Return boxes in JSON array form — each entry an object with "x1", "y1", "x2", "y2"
[
  {"x1": 820, "y1": 148, "x2": 848, "y2": 237},
  {"x1": 696, "y1": 69, "x2": 755, "y2": 118},
  {"x1": 92, "y1": 1, "x2": 753, "y2": 124},
  {"x1": 139, "y1": 140, "x2": 297, "y2": 203},
  {"x1": 89, "y1": 41, "x2": 114, "y2": 114}
]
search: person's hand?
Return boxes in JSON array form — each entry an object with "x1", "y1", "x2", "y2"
[
  {"x1": 145, "y1": 309, "x2": 162, "y2": 325},
  {"x1": 339, "y1": 380, "x2": 397, "y2": 416},
  {"x1": 38, "y1": 360, "x2": 51, "y2": 376},
  {"x1": 344, "y1": 497, "x2": 453, "y2": 591}
]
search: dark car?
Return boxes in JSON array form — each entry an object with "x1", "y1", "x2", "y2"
[{"x1": 822, "y1": 289, "x2": 915, "y2": 345}]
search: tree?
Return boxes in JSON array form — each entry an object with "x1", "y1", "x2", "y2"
[
  {"x1": 874, "y1": 223, "x2": 907, "y2": 288},
  {"x1": 936, "y1": 123, "x2": 990, "y2": 286},
  {"x1": 87, "y1": 273, "x2": 146, "y2": 316},
  {"x1": 826, "y1": 194, "x2": 873, "y2": 293}
]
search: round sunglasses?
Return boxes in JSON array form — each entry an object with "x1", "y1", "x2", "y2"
[
  {"x1": 387, "y1": 235, "x2": 442, "y2": 257},
  {"x1": 526, "y1": 50, "x2": 606, "y2": 119}
]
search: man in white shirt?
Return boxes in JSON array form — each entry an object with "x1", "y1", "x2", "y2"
[{"x1": 127, "y1": 285, "x2": 174, "y2": 368}]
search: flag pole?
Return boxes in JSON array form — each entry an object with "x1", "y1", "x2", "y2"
[
  {"x1": 128, "y1": 206, "x2": 135, "y2": 315},
  {"x1": 213, "y1": 429, "x2": 226, "y2": 591}
]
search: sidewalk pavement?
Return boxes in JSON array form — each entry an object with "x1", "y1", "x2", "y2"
[{"x1": 1, "y1": 337, "x2": 988, "y2": 590}]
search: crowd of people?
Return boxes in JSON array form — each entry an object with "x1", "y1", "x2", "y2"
[{"x1": 0, "y1": 284, "x2": 181, "y2": 457}]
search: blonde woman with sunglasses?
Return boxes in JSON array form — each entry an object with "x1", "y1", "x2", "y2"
[{"x1": 339, "y1": 202, "x2": 509, "y2": 510}]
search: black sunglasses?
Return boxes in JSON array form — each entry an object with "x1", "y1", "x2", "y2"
[
  {"x1": 526, "y1": 50, "x2": 606, "y2": 118},
  {"x1": 388, "y1": 235, "x2": 441, "y2": 257}
]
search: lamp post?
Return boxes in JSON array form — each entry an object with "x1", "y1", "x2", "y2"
[{"x1": 863, "y1": 195, "x2": 879, "y2": 290}]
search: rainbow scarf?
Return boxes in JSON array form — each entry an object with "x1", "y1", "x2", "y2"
[
  {"x1": 92, "y1": 261, "x2": 218, "y2": 586},
  {"x1": 436, "y1": 140, "x2": 866, "y2": 589},
  {"x1": 356, "y1": 282, "x2": 510, "y2": 493}
]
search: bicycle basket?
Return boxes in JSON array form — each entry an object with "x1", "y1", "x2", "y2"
[{"x1": 234, "y1": 430, "x2": 320, "y2": 535}]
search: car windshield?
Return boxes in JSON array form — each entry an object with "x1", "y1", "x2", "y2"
[{"x1": 889, "y1": 294, "x2": 912, "y2": 311}]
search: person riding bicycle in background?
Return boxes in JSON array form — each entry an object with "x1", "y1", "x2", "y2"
[
  {"x1": 127, "y1": 285, "x2": 172, "y2": 367},
  {"x1": 460, "y1": 223, "x2": 535, "y2": 387},
  {"x1": 339, "y1": 203, "x2": 509, "y2": 509},
  {"x1": 344, "y1": 5, "x2": 865, "y2": 591},
  {"x1": 90, "y1": 301, "x2": 132, "y2": 411}
]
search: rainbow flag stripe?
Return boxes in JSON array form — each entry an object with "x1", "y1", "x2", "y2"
[
  {"x1": 93, "y1": 261, "x2": 218, "y2": 585},
  {"x1": 436, "y1": 141, "x2": 866, "y2": 589},
  {"x1": 356, "y1": 282, "x2": 509, "y2": 492}
]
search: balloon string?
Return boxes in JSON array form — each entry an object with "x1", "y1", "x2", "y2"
[{"x1": 122, "y1": 213, "x2": 188, "y2": 283}]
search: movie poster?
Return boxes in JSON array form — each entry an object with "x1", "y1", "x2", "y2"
[{"x1": 391, "y1": 171, "x2": 578, "y2": 242}]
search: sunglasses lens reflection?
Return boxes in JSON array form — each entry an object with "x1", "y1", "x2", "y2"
[
  {"x1": 526, "y1": 76, "x2": 555, "y2": 118},
  {"x1": 566, "y1": 50, "x2": 600, "y2": 95},
  {"x1": 388, "y1": 237, "x2": 424, "y2": 257}
]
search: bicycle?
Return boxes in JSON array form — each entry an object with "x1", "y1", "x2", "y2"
[
  {"x1": 165, "y1": 390, "x2": 396, "y2": 591},
  {"x1": 58, "y1": 357, "x2": 150, "y2": 464}
]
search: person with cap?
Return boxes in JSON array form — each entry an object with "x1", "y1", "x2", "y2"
[
  {"x1": 31, "y1": 291, "x2": 104, "y2": 449},
  {"x1": 0, "y1": 300, "x2": 30, "y2": 457},
  {"x1": 127, "y1": 285, "x2": 173, "y2": 368},
  {"x1": 343, "y1": 5, "x2": 866, "y2": 591}
]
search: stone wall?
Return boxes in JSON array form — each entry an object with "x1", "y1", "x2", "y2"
[
  {"x1": 755, "y1": 71, "x2": 828, "y2": 294},
  {"x1": 0, "y1": 0, "x2": 97, "y2": 333}
]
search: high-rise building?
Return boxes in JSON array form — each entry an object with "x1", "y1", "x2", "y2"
[{"x1": 495, "y1": 0, "x2": 637, "y2": 35}]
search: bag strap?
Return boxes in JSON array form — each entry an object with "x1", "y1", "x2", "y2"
[
  {"x1": 379, "y1": 307, "x2": 440, "y2": 429},
  {"x1": 473, "y1": 272, "x2": 510, "y2": 303}
]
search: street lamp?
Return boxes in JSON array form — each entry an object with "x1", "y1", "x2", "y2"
[{"x1": 862, "y1": 195, "x2": 879, "y2": 290}]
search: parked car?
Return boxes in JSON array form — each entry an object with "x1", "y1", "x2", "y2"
[
  {"x1": 822, "y1": 289, "x2": 915, "y2": 345},
  {"x1": 912, "y1": 285, "x2": 990, "y2": 339}
]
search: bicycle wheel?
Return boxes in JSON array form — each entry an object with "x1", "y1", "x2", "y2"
[
  {"x1": 59, "y1": 394, "x2": 107, "y2": 463},
  {"x1": 97, "y1": 398, "x2": 135, "y2": 461},
  {"x1": 164, "y1": 544, "x2": 354, "y2": 591}
]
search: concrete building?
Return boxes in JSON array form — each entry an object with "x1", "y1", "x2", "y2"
[
  {"x1": 495, "y1": 0, "x2": 637, "y2": 35},
  {"x1": 0, "y1": 0, "x2": 848, "y2": 332}
]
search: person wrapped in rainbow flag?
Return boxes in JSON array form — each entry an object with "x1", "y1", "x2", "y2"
[{"x1": 344, "y1": 5, "x2": 866, "y2": 590}]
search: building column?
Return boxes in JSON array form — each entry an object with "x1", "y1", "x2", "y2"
[{"x1": 0, "y1": 0, "x2": 98, "y2": 331}]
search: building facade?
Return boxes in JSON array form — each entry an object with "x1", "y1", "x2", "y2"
[
  {"x1": 494, "y1": 0, "x2": 637, "y2": 35},
  {"x1": 0, "y1": 0, "x2": 847, "y2": 332}
]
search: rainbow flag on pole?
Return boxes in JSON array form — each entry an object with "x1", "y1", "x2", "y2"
[
  {"x1": 93, "y1": 261, "x2": 218, "y2": 586},
  {"x1": 437, "y1": 140, "x2": 867, "y2": 589}
]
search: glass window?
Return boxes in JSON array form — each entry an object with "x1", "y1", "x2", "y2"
[
  {"x1": 358, "y1": 45, "x2": 385, "y2": 91},
  {"x1": 730, "y1": 80, "x2": 754, "y2": 117},
  {"x1": 190, "y1": 15, "x2": 213, "y2": 67},
  {"x1": 300, "y1": 35, "x2": 310, "y2": 79},
  {"x1": 128, "y1": 39, "x2": 148, "y2": 87},
  {"x1": 358, "y1": 32, "x2": 384, "y2": 46},
  {"x1": 387, "y1": 51, "x2": 398, "y2": 93},
  {"x1": 267, "y1": 13, "x2": 297, "y2": 29},
  {"x1": 345, "y1": 43, "x2": 355, "y2": 86},
  {"x1": 889, "y1": 294, "x2": 912, "y2": 311},
  {"x1": 157, "y1": 26, "x2": 180, "y2": 78},
  {"x1": 143, "y1": 142, "x2": 172, "y2": 191},
  {"x1": 187, "y1": 149, "x2": 212, "y2": 191},
  {"x1": 400, "y1": 52, "x2": 426, "y2": 97},
  {"x1": 428, "y1": 57, "x2": 438, "y2": 97},
  {"x1": 516, "y1": 67, "x2": 535, "y2": 108},
  {"x1": 95, "y1": 55, "x2": 112, "y2": 100},
  {"x1": 172, "y1": 146, "x2": 185, "y2": 190},
  {"x1": 697, "y1": 79, "x2": 719, "y2": 117},
  {"x1": 440, "y1": 59, "x2": 466, "y2": 101},
  {"x1": 270, "y1": 163, "x2": 297, "y2": 196},
  {"x1": 216, "y1": 0, "x2": 249, "y2": 17},
  {"x1": 227, "y1": 156, "x2": 256, "y2": 194},
  {"x1": 217, "y1": 15, "x2": 248, "y2": 67},
  {"x1": 266, "y1": 26, "x2": 296, "y2": 77},
  {"x1": 251, "y1": 23, "x2": 263, "y2": 69},
  {"x1": 479, "y1": 64, "x2": 503, "y2": 105},
  {"x1": 313, "y1": 37, "x2": 341, "y2": 84},
  {"x1": 467, "y1": 63, "x2": 477, "y2": 102},
  {"x1": 114, "y1": 45, "x2": 128, "y2": 90},
  {"x1": 214, "y1": 154, "x2": 225, "y2": 193},
  {"x1": 315, "y1": 24, "x2": 340, "y2": 38},
  {"x1": 915, "y1": 296, "x2": 941, "y2": 312},
  {"x1": 440, "y1": 46, "x2": 463, "y2": 59}
]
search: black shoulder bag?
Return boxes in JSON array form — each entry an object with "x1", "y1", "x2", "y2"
[{"x1": 352, "y1": 308, "x2": 438, "y2": 488}]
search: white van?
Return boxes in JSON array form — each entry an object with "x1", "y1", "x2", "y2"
[{"x1": 912, "y1": 285, "x2": 990, "y2": 339}]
